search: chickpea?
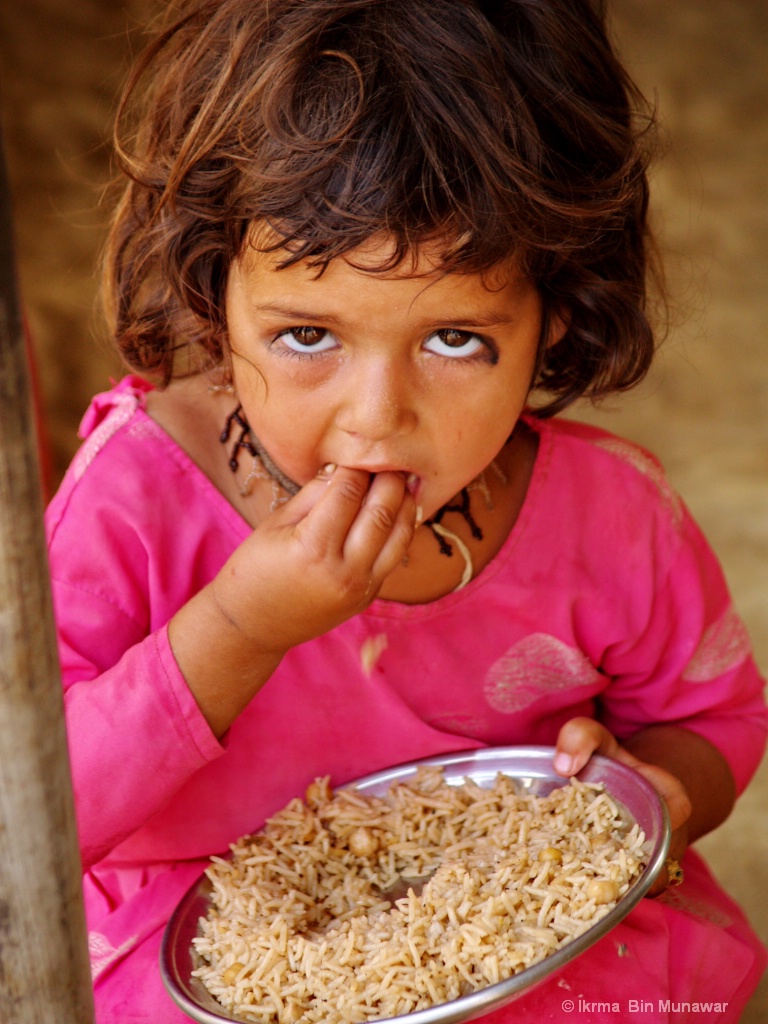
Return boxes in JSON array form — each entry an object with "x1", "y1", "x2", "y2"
[
  {"x1": 222, "y1": 962, "x2": 245, "y2": 986},
  {"x1": 538, "y1": 846, "x2": 563, "y2": 864},
  {"x1": 587, "y1": 879, "x2": 619, "y2": 905},
  {"x1": 305, "y1": 777, "x2": 332, "y2": 808},
  {"x1": 347, "y1": 826, "x2": 379, "y2": 858},
  {"x1": 591, "y1": 830, "x2": 619, "y2": 852}
]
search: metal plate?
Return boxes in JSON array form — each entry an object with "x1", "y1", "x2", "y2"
[{"x1": 161, "y1": 746, "x2": 670, "y2": 1024}]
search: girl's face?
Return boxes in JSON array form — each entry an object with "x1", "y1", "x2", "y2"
[{"x1": 226, "y1": 234, "x2": 549, "y2": 519}]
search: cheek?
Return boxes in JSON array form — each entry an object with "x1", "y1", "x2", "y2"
[
  {"x1": 243, "y1": 384, "x2": 332, "y2": 477},
  {"x1": 231, "y1": 356, "x2": 268, "y2": 408},
  {"x1": 428, "y1": 405, "x2": 513, "y2": 486},
  {"x1": 453, "y1": 382, "x2": 525, "y2": 440},
  {"x1": 449, "y1": 387, "x2": 528, "y2": 467}
]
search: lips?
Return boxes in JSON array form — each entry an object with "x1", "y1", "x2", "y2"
[
  {"x1": 404, "y1": 472, "x2": 420, "y2": 495},
  {"x1": 320, "y1": 461, "x2": 423, "y2": 501},
  {"x1": 362, "y1": 468, "x2": 421, "y2": 496}
]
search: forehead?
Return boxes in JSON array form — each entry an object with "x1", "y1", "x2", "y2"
[{"x1": 238, "y1": 225, "x2": 522, "y2": 293}]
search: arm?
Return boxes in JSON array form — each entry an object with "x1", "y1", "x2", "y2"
[
  {"x1": 170, "y1": 465, "x2": 416, "y2": 737},
  {"x1": 55, "y1": 463, "x2": 414, "y2": 865},
  {"x1": 60, "y1": 620, "x2": 226, "y2": 869},
  {"x1": 552, "y1": 455, "x2": 766, "y2": 890},
  {"x1": 621, "y1": 723, "x2": 735, "y2": 843}
]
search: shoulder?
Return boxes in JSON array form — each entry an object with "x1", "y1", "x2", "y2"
[
  {"x1": 45, "y1": 374, "x2": 241, "y2": 586},
  {"x1": 47, "y1": 376, "x2": 179, "y2": 540},
  {"x1": 534, "y1": 414, "x2": 662, "y2": 472},
  {"x1": 46, "y1": 377, "x2": 245, "y2": 630},
  {"x1": 44, "y1": 377, "x2": 163, "y2": 633},
  {"x1": 517, "y1": 415, "x2": 695, "y2": 590},
  {"x1": 531, "y1": 415, "x2": 684, "y2": 527}
]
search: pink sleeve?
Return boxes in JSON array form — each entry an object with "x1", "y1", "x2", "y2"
[
  {"x1": 598, "y1": 510, "x2": 767, "y2": 795},
  {"x1": 53, "y1": 581, "x2": 224, "y2": 870},
  {"x1": 45, "y1": 384, "x2": 232, "y2": 868}
]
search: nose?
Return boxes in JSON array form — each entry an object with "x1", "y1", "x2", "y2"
[{"x1": 336, "y1": 355, "x2": 417, "y2": 443}]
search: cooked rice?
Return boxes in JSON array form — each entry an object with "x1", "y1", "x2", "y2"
[{"x1": 192, "y1": 767, "x2": 648, "y2": 1023}]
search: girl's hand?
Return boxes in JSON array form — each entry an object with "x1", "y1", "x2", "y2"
[
  {"x1": 554, "y1": 717, "x2": 693, "y2": 896},
  {"x1": 169, "y1": 464, "x2": 417, "y2": 736},
  {"x1": 211, "y1": 465, "x2": 417, "y2": 652}
]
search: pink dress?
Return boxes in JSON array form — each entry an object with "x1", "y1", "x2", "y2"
[{"x1": 46, "y1": 377, "x2": 767, "y2": 1023}]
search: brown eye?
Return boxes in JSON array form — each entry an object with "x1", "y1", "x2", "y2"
[
  {"x1": 278, "y1": 326, "x2": 337, "y2": 354},
  {"x1": 291, "y1": 326, "x2": 326, "y2": 346},
  {"x1": 438, "y1": 329, "x2": 472, "y2": 347},
  {"x1": 424, "y1": 329, "x2": 484, "y2": 359}
]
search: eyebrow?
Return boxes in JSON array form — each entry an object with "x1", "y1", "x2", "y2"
[
  {"x1": 251, "y1": 303, "x2": 346, "y2": 327},
  {"x1": 250, "y1": 302, "x2": 518, "y2": 329}
]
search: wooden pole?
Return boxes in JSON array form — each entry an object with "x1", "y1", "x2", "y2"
[{"x1": 0, "y1": 134, "x2": 95, "y2": 1021}]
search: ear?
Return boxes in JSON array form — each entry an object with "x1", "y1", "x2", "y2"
[{"x1": 545, "y1": 305, "x2": 569, "y2": 348}]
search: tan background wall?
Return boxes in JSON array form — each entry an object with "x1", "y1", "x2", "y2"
[{"x1": 1, "y1": 0, "x2": 766, "y2": 1017}]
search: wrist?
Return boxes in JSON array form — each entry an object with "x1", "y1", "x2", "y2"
[
  {"x1": 622, "y1": 725, "x2": 735, "y2": 843},
  {"x1": 168, "y1": 585, "x2": 285, "y2": 737}
]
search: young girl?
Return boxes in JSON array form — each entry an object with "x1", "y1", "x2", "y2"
[{"x1": 46, "y1": 0, "x2": 767, "y2": 1020}]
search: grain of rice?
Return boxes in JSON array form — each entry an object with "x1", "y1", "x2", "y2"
[{"x1": 192, "y1": 767, "x2": 648, "y2": 1023}]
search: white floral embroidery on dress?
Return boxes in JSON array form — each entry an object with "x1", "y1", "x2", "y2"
[
  {"x1": 72, "y1": 392, "x2": 141, "y2": 482},
  {"x1": 593, "y1": 437, "x2": 684, "y2": 530},
  {"x1": 484, "y1": 634, "x2": 602, "y2": 714},
  {"x1": 88, "y1": 930, "x2": 141, "y2": 981},
  {"x1": 683, "y1": 605, "x2": 752, "y2": 683},
  {"x1": 425, "y1": 713, "x2": 489, "y2": 737}
]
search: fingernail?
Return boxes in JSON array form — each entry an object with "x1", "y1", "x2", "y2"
[
  {"x1": 406, "y1": 472, "x2": 419, "y2": 495},
  {"x1": 319, "y1": 462, "x2": 336, "y2": 478},
  {"x1": 554, "y1": 752, "x2": 574, "y2": 775},
  {"x1": 415, "y1": 504, "x2": 424, "y2": 525}
]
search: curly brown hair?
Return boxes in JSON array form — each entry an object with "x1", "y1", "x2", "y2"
[{"x1": 105, "y1": 0, "x2": 661, "y2": 414}]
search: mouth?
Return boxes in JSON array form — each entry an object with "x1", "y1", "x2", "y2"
[
  {"x1": 353, "y1": 467, "x2": 421, "y2": 497},
  {"x1": 403, "y1": 471, "x2": 421, "y2": 496}
]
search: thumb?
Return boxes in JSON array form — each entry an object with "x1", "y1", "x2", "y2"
[
  {"x1": 554, "y1": 717, "x2": 622, "y2": 776},
  {"x1": 269, "y1": 464, "x2": 338, "y2": 526}
]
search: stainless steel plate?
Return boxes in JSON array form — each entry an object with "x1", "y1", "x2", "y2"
[{"x1": 161, "y1": 746, "x2": 670, "y2": 1024}]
